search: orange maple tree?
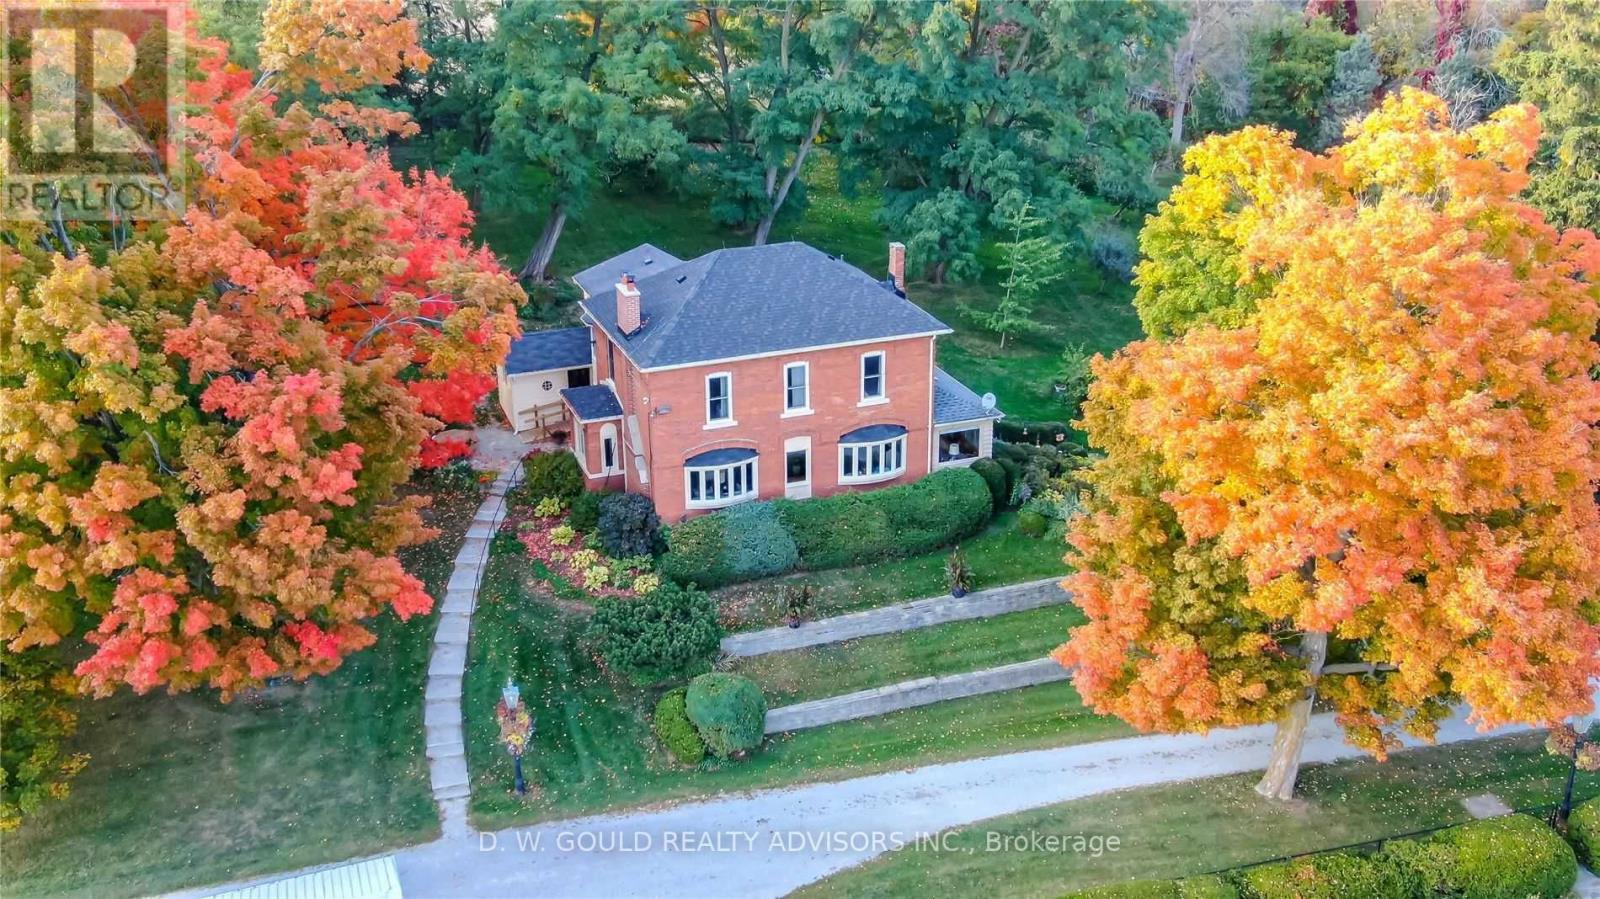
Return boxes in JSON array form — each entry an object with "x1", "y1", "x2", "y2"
[
  {"x1": 1, "y1": 0, "x2": 518, "y2": 706},
  {"x1": 1056, "y1": 89, "x2": 1600, "y2": 798}
]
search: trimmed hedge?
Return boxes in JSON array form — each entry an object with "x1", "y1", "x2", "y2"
[
  {"x1": 652, "y1": 688, "x2": 706, "y2": 766},
  {"x1": 585, "y1": 582, "x2": 723, "y2": 686},
  {"x1": 971, "y1": 458, "x2": 1008, "y2": 512},
  {"x1": 659, "y1": 468, "x2": 993, "y2": 587},
  {"x1": 685, "y1": 673, "x2": 766, "y2": 759},
  {"x1": 996, "y1": 418, "x2": 1073, "y2": 445},
  {"x1": 1075, "y1": 815, "x2": 1574, "y2": 899},
  {"x1": 1569, "y1": 797, "x2": 1600, "y2": 868},
  {"x1": 524, "y1": 451, "x2": 585, "y2": 503},
  {"x1": 996, "y1": 457, "x2": 1022, "y2": 505}
]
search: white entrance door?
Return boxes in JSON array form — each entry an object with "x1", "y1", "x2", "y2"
[{"x1": 784, "y1": 436, "x2": 811, "y2": 499}]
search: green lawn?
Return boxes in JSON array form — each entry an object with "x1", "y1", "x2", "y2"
[
  {"x1": 799, "y1": 731, "x2": 1600, "y2": 899},
  {"x1": 464, "y1": 546, "x2": 1123, "y2": 830},
  {"x1": 0, "y1": 483, "x2": 485, "y2": 899},
  {"x1": 726, "y1": 603, "x2": 1083, "y2": 706},
  {"x1": 472, "y1": 154, "x2": 1143, "y2": 430},
  {"x1": 713, "y1": 511, "x2": 1068, "y2": 632}
]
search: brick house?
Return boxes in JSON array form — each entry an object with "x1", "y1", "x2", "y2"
[{"x1": 495, "y1": 241, "x2": 1002, "y2": 521}]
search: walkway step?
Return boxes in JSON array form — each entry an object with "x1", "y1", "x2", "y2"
[
  {"x1": 764, "y1": 657, "x2": 1070, "y2": 734},
  {"x1": 723, "y1": 577, "x2": 1069, "y2": 658},
  {"x1": 435, "y1": 782, "x2": 471, "y2": 802},
  {"x1": 424, "y1": 676, "x2": 463, "y2": 702}
]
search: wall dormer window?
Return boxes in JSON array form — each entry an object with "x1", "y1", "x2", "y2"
[
  {"x1": 784, "y1": 361, "x2": 810, "y2": 415},
  {"x1": 860, "y1": 351, "x2": 886, "y2": 404},
  {"x1": 706, "y1": 372, "x2": 733, "y2": 426}
]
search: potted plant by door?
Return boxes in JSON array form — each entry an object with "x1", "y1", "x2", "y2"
[
  {"x1": 783, "y1": 584, "x2": 814, "y2": 628},
  {"x1": 946, "y1": 548, "x2": 973, "y2": 598}
]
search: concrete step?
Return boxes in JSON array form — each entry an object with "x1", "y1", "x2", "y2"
[
  {"x1": 427, "y1": 745, "x2": 466, "y2": 765},
  {"x1": 425, "y1": 727, "x2": 463, "y2": 752},
  {"x1": 424, "y1": 676, "x2": 463, "y2": 703},
  {"x1": 435, "y1": 782, "x2": 472, "y2": 802},
  {"x1": 424, "y1": 698, "x2": 462, "y2": 725}
]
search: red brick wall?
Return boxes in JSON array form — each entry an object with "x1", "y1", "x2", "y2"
[
  {"x1": 636, "y1": 336, "x2": 937, "y2": 521},
  {"x1": 593, "y1": 328, "x2": 654, "y2": 497}
]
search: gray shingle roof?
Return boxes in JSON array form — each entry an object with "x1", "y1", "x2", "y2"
[
  {"x1": 560, "y1": 384, "x2": 623, "y2": 421},
  {"x1": 573, "y1": 244, "x2": 683, "y2": 300},
  {"x1": 577, "y1": 242, "x2": 951, "y2": 369},
  {"x1": 504, "y1": 326, "x2": 592, "y2": 375},
  {"x1": 934, "y1": 368, "x2": 1003, "y2": 424}
]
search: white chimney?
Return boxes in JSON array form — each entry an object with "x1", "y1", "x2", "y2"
[
  {"x1": 888, "y1": 241, "x2": 906, "y2": 294},
  {"x1": 616, "y1": 273, "x2": 641, "y2": 335}
]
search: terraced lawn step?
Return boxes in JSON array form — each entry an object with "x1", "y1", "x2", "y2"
[
  {"x1": 723, "y1": 577, "x2": 1069, "y2": 658},
  {"x1": 763, "y1": 657, "x2": 1070, "y2": 734}
]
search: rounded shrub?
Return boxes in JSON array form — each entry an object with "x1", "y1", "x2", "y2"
[
  {"x1": 720, "y1": 501, "x2": 799, "y2": 581},
  {"x1": 597, "y1": 492, "x2": 663, "y2": 557},
  {"x1": 1018, "y1": 509, "x2": 1048, "y2": 538},
  {"x1": 685, "y1": 672, "x2": 767, "y2": 759},
  {"x1": 970, "y1": 458, "x2": 1008, "y2": 512},
  {"x1": 1569, "y1": 798, "x2": 1600, "y2": 868},
  {"x1": 524, "y1": 451, "x2": 585, "y2": 504},
  {"x1": 659, "y1": 514, "x2": 734, "y2": 589},
  {"x1": 652, "y1": 687, "x2": 706, "y2": 766},
  {"x1": 568, "y1": 490, "x2": 603, "y2": 533},
  {"x1": 585, "y1": 581, "x2": 723, "y2": 686}
]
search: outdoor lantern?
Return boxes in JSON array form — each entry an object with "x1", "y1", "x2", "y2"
[{"x1": 502, "y1": 678, "x2": 520, "y2": 711}]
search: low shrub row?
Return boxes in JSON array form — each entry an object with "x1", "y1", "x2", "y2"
[
  {"x1": 585, "y1": 582, "x2": 723, "y2": 685},
  {"x1": 659, "y1": 468, "x2": 993, "y2": 588},
  {"x1": 650, "y1": 674, "x2": 767, "y2": 766},
  {"x1": 1062, "y1": 814, "x2": 1576, "y2": 899},
  {"x1": 652, "y1": 688, "x2": 706, "y2": 765}
]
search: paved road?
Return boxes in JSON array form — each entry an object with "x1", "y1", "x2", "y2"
[{"x1": 387, "y1": 701, "x2": 1542, "y2": 899}]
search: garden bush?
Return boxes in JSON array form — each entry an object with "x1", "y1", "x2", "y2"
[
  {"x1": 996, "y1": 457, "x2": 1022, "y2": 502},
  {"x1": 685, "y1": 673, "x2": 767, "y2": 759},
  {"x1": 996, "y1": 418, "x2": 1073, "y2": 446},
  {"x1": 652, "y1": 688, "x2": 706, "y2": 766},
  {"x1": 1064, "y1": 876, "x2": 1236, "y2": 899},
  {"x1": 569, "y1": 490, "x2": 603, "y2": 533},
  {"x1": 524, "y1": 451, "x2": 584, "y2": 503},
  {"x1": 585, "y1": 582, "x2": 723, "y2": 685},
  {"x1": 720, "y1": 501, "x2": 799, "y2": 581},
  {"x1": 1089, "y1": 227, "x2": 1137, "y2": 280},
  {"x1": 970, "y1": 458, "x2": 1008, "y2": 512},
  {"x1": 597, "y1": 492, "x2": 663, "y2": 558},
  {"x1": 1018, "y1": 510, "x2": 1048, "y2": 538},
  {"x1": 421, "y1": 459, "x2": 480, "y2": 493},
  {"x1": 1568, "y1": 797, "x2": 1600, "y2": 868},
  {"x1": 1403, "y1": 813, "x2": 1576, "y2": 898},
  {"x1": 1236, "y1": 851, "x2": 1411, "y2": 899},
  {"x1": 658, "y1": 514, "x2": 735, "y2": 589}
]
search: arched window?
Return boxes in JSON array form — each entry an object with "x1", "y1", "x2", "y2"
[
  {"x1": 838, "y1": 424, "x2": 907, "y2": 485},
  {"x1": 599, "y1": 423, "x2": 622, "y2": 475}
]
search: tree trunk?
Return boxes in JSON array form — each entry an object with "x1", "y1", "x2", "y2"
[
  {"x1": 518, "y1": 203, "x2": 568, "y2": 283},
  {"x1": 1254, "y1": 630, "x2": 1328, "y2": 801},
  {"x1": 753, "y1": 109, "x2": 824, "y2": 246}
]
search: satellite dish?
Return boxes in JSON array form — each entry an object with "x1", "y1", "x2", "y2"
[{"x1": 981, "y1": 392, "x2": 997, "y2": 411}]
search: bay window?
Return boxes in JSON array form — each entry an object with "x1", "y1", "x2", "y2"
[
  {"x1": 838, "y1": 424, "x2": 907, "y2": 485},
  {"x1": 685, "y1": 447, "x2": 759, "y2": 509}
]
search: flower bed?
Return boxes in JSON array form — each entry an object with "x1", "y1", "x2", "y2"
[{"x1": 515, "y1": 504, "x2": 657, "y2": 599}]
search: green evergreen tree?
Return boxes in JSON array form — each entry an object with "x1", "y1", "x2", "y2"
[
  {"x1": 1246, "y1": 15, "x2": 1351, "y2": 144},
  {"x1": 1316, "y1": 32, "x2": 1381, "y2": 148},
  {"x1": 962, "y1": 203, "x2": 1063, "y2": 350},
  {"x1": 1499, "y1": 0, "x2": 1600, "y2": 232}
]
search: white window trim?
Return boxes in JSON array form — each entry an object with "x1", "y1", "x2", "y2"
[
  {"x1": 838, "y1": 433, "x2": 908, "y2": 485},
  {"x1": 684, "y1": 457, "x2": 759, "y2": 510},
  {"x1": 599, "y1": 423, "x2": 624, "y2": 476},
  {"x1": 935, "y1": 425, "x2": 982, "y2": 468},
  {"x1": 782, "y1": 361, "x2": 812, "y2": 417},
  {"x1": 573, "y1": 428, "x2": 592, "y2": 477},
  {"x1": 705, "y1": 371, "x2": 736, "y2": 429},
  {"x1": 858, "y1": 351, "x2": 888, "y2": 406}
]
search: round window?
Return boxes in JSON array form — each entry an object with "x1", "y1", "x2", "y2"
[{"x1": 541, "y1": 380, "x2": 553, "y2": 391}]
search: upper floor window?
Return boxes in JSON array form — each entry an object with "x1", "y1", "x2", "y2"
[
  {"x1": 706, "y1": 372, "x2": 732, "y2": 425},
  {"x1": 860, "y1": 351, "x2": 885, "y2": 403},
  {"x1": 784, "y1": 362, "x2": 810, "y2": 414}
]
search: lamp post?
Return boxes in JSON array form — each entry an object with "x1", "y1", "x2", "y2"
[
  {"x1": 496, "y1": 678, "x2": 534, "y2": 796},
  {"x1": 1545, "y1": 722, "x2": 1599, "y2": 830}
]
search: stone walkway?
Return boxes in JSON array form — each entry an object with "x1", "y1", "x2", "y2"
[
  {"x1": 721, "y1": 576, "x2": 1068, "y2": 658},
  {"x1": 765, "y1": 657, "x2": 1070, "y2": 733},
  {"x1": 421, "y1": 438, "x2": 522, "y2": 839}
]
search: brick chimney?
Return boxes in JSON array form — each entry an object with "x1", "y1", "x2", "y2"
[
  {"x1": 616, "y1": 273, "x2": 641, "y2": 335},
  {"x1": 887, "y1": 241, "x2": 906, "y2": 294}
]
